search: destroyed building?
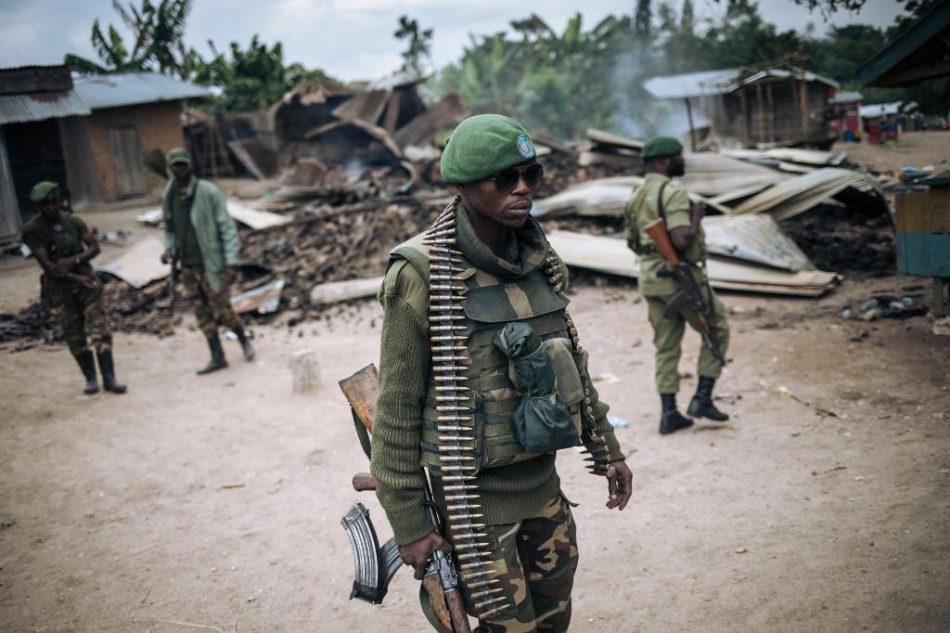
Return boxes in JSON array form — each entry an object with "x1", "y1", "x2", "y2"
[
  {"x1": 643, "y1": 63, "x2": 839, "y2": 149},
  {"x1": 0, "y1": 65, "x2": 213, "y2": 246}
]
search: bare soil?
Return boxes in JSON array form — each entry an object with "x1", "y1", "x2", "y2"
[{"x1": 833, "y1": 130, "x2": 950, "y2": 174}]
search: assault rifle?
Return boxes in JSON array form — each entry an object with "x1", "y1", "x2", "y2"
[
  {"x1": 168, "y1": 249, "x2": 180, "y2": 313},
  {"x1": 339, "y1": 364, "x2": 472, "y2": 633},
  {"x1": 643, "y1": 218, "x2": 725, "y2": 366}
]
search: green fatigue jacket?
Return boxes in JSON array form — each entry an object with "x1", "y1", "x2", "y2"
[
  {"x1": 623, "y1": 173, "x2": 708, "y2": 297},
  {"x1": 21, "y1": 213, "x2": 96, "y2": 288},
  {"x1": 162, "y1": 177, "x2": 240, "y2": 292},
  {"x1": 370, "y1": 205, "x2": 624, "y2": 546}
]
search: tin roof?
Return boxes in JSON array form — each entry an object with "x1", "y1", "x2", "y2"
[
  {"x1": 72, "y1": 72, "x2": 214, "y2": 110},
  {"x1": 644, "y1": 66, "x2": 838, "y2": 100},
  {"x1": 833, "y1": 90, "x2": 862, "y2": 104},
  {"x1": 0, "y1": 90, "x2": 90, "y2": 125}
]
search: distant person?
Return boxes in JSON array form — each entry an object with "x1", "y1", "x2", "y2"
[
  {"x1": 160, "y1": 148, "x2": 255, "y2": 373},
  {"x1": 623, "y1": 137, "x2": 730, "y2": 435},
  {"x1": 21, "y1": 181, "x2": 126, "y2": 395}
]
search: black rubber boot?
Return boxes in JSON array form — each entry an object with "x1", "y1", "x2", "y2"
[
  {"x1": 659, "y1": 393, "x2": 693, "y2": 435},
  {"x1": 74, "y1": 350, "x2": 99, "y2": 395},
  {"x1": 687, "y1": 376, "x2": 730, "y2": 421},
  {"x1": 197, "y1": 333, "x2": 228, "y2": 375},
  {"x1": 235, "y1": 327, "x2": 256, "y2": 361},
  {"x1": 96, "y1": 351, "x2": 127, "y2": 394}
]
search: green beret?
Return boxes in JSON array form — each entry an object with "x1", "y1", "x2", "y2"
[
  {"x1": 166, "y1": 147, "x2": 191, "y2": 165},
  {"x1": 440, "y1": 114, "x2": 536, "y2": 184},
  {"x1": 642, "y1": 136, "x2": 683, "y2": 161},
  {"x1": 30, "y1": 181, "x2": 60, "y2": 203}
]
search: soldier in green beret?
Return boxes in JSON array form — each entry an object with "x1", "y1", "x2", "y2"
[
  {"x1": 370, "y1": 114, "x2": 633, "y2": 631},
  {"x1": 20, "y1": 181, "x2": 127, "y2": 395},
  {"x1": 623, "y1": 136, "x2": 731, "y2": 435},
  {"x1": 159, "y1": 148, "x2": 255, "y2": 374}
]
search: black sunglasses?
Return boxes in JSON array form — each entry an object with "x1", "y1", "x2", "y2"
[{"x1": 492, "y1": 163, "x2": 544, "y2": 194}]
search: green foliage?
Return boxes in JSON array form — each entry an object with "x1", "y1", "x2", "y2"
[
  {"x1": 64, "y1": 0, "x2": 193, "y2": 76},
  {"x1": 394, "y1": 15, "x2": 433, "y2": 76}
]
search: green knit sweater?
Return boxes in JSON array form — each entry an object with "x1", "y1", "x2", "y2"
[{"x1": 370, "y1": 204, "x2": 625, "y2": 546}]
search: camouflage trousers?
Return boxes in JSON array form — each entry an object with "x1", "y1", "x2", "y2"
[
  {"x1": 46, "y1": 279, "x2": 112, "y2": 356},
  {"x1": 646, "y1": 286, "x2": 730, "y2": 394},
  {"x1": 464, "y1": 494, "x2": 578, "y2": 633},
  {"x1": 180, "y1": 266, "x2": 243, "y2": 337}
]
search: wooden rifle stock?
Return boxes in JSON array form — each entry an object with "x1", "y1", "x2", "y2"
[{"x1": 340, "y1": 364, "x2": 472, "y2": 633}]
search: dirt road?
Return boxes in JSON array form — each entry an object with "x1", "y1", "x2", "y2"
[{"x1": 1, "y1": 258, "x2": 948, "y2": 632}]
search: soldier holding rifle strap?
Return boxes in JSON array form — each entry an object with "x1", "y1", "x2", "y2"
[{"x1": 623, "y1": 136, "x2": 731, "y2": 435}]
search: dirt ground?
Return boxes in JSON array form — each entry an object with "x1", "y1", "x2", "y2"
[
  {"x1": 2, "y1": 134, "x2": 949, "y2": 632},
  {"x1": 833, "y1": 130, "x2": 950, "y2": 174}
]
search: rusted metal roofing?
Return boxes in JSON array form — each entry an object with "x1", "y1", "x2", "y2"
[
  {"x1": 72, "y1": 72, "x2": 214, "y2": 110},
  {"x1": 0, "y1": 90, "x2": 90, "y2": 124}
]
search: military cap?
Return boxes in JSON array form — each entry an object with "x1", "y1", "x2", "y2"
[
  {"x1": 30, "y1": 181, "x2": 60, "y2": 203},
  {"x1": 166, "y1": 147, "x2": 192, "y2": 165},
  {"x1": 440, "y1": 114, "x2": 536, "y2": 184},
  {"x1": 641, "y1": 136, "x2": 684, "y2": 161}
]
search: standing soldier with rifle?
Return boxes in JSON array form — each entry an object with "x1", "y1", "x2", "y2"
[
  {"x1": 20, "y1": 181, "x2": 126, "y2": 395},
  {"x1": 159, "y1": 148, "x2": 255, "y2": 374},
  {"x1": 370, "y1": 114, "x2": 632, "y2": 632},
  {"x1": 623, "y1": 136, "x2": 731, "y2": 435}
]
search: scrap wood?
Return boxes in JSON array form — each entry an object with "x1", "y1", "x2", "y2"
[
  {"x1": 305, "y1": 118, "x2": 405, "y2": 160},
  {"x1": 230, "y1": 278, "x2": 284, "y2": 314},
  {"x1": 732, "y1": 168, "x2": 890, "y2": 221},
  {"x1": 545, "y1": 230, "x2": 839, "y2": 297},
  {"x1": 393, "y1": 93, "x2": 468, "y2": 149},
  {"x1": 228, "y1": 140, "x2": 267, "y2": 180},
  {"x1": 332, "y1": 89, "x2": 391, "y2": 126},
  {"x1": 586, "y1": 128, "x2": 644, "y2": 152},
  {"x1": 99, "y1": 236, "x2": 169, "y2": 288},
  {"x1": 227, "y1": 200, "x2": 291, "y2": 230},
  {"x1": 309, "y1": 277, "x2": 383, "y2": 305}
]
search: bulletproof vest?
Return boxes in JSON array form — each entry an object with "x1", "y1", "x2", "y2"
[{"x1": 393, "y1": 235, "x2": 586, "y2": 472}]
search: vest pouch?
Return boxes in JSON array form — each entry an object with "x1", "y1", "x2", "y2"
[
  {"x1": 540, "y1": 337, "x2": 585, "y2": 438},
  {"x1": 494, "y1": 323, "x2": 580, "y2": 454}
]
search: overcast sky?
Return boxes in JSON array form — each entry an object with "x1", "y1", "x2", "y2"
[{"x1": 0, "y1": 0, "x2": 905, "y2": 81}]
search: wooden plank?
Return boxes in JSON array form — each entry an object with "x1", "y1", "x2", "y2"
[
  {"x1": 108, "y1": 126, "x2": 147, "y2": 198},
  {"x1": 226, "y1": 200, "x2": 291, "y2": 230},
  {"x1": 309, "y1": 277, "x2": 382, "y2": 305},
  {"x1": 0, "y1": 128, "x2": 22, "y2": 245}
]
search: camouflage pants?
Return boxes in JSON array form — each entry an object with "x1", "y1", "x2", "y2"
[
  {"x1": 465, "y1": 494, "x2": 578, "y2": 633},
  {"x1": 646, "y1": 286, "x2": 730, "y2": 394},
  {"x1": 47, "y1": 281, "x2": 112, "y2": 356},
  {"x1": 180, "y1": 266, "x2": 243, "y2": 337}
]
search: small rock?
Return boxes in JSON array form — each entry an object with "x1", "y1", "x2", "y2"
[{"x1": 735, "y1": 547, "x2": 747, "y2": 554}]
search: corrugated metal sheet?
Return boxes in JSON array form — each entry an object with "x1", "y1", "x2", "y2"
[
  {"x1": 73, "y1": 72, "x2": 214, "y2": 110},
  {"x1": 645, "y1": 67, "x2": 838, "y2": 100},
  {"x1": 0, "y1": 90, "x2": 90, "y2": 124}
]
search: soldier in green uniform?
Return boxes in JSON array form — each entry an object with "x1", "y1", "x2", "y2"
[
  {"x1": 623, "y1": 137, "x2": 730, "y2": 435},
  {"x1": 21, "y1": 181, "x2": 127, "y2": 395},
  {"x1": 371, "y1": 114, "x2": 633, "y2": 632},
  {"x1": 159, "y1": 148, "x2": 255, "y2": 374}
]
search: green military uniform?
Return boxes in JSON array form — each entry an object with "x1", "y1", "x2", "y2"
[
  {"x1": 371, "y1": 115, "x2": 626, "y2": 632},
  {"x1": 624, "y1": 173, "x2": 730, "y2": 394},
  {"x1": 21, "y1": 209, "x2": 111, "y2": 356}
]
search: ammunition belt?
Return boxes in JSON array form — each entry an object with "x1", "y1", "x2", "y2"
[{"x1": 423, "y1": 198, "x2": 507, "y2": 620}]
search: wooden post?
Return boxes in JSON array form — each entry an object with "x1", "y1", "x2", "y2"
[
  {"x1": 684, "y1": 97, "x2": 697, "y2": 151},
  {"x1": 800, "y1": 78, "x2": 809, "y2": 139},
  {"x1": 740, "y1": 90, "x2": 749, "y2": 147},
  {"x1": 755, "y1": 83, "x2": 765, "y2": 145},
  {"x1": 766, "y1": 83, "x2": 775, "y2": 143}
]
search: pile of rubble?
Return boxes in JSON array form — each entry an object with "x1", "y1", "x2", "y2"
[{"x1": 3, "y1": 78, "x2": 916, "y2": 345}]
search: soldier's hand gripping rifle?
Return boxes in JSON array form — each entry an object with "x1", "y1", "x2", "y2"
[
  {"x1": 643, "y1": 218, "x2": 725, "y2": 366},
  {"x1": 339, "y1": 364, "x2": 472, "y2": 633}
]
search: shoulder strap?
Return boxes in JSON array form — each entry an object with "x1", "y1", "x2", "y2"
[{"x1": 656, "y1": 181, "x2": 670, "y2": 223}]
